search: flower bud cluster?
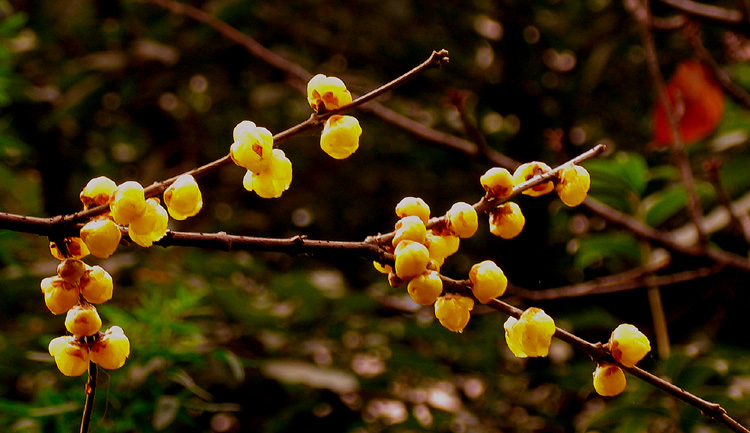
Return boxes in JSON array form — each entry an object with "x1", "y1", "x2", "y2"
[
  {"x1": 375, "y1": 197, "x2": 514, "y2": 334},
  {"x1": 45, "y1": 171, "x2": 199, "y2": 377},
  {"x1": 592, "y1": 324, "x2": 651, "y2": 397},
  {"x1": 231, "y1": 121, "x2": 293, "y2": 198},
  {"x1": 41, "y1": 246, "x2": 130, "y2": 376},
  {"x1": 307, "y1": 74, "x2": 362, "y2": 160},
  {"x1": 479, "y1": 162, "x2": 590, "y2": 240}
]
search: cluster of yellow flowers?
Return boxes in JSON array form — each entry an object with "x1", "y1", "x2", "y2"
[
  {"x1": 593, "y1": 324, "x2": 652, "y2": 396},
  {"x1": 44, "y1": 173, "x2": 204, "y2": 377},
  {"x1": 480, "y1": 161, "x2": 591, "y2": 239},
  {"x1": 307, "y1": 74, "x2": 362, "y2": 160},
  {"x1": 229, "y1": 74, "x2": 361, "y2": 198},
  {"x1": 230, "y1": 121, "x2": 293, "y2": 199}
]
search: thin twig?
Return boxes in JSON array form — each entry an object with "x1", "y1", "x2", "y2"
[
  {"x1": 79, "y1": 361, "x2": 97, "y2": 433},
  {"x1": 658, "y1": 0, "x2": 744, "y2": 24},
  {"x1": 638, "y1": 0, "x2": 709, "y2": 244},
  {"x1": 439, "y1": 275, "x2": 749, "y2": 433},
  {"x1": 685, "y1": 22, "x2": 750, "y2": 111}
]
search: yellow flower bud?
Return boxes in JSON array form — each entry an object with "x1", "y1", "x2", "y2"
[
  {"x1": 469, "y1": 260, "x2": 508, "y2": 304},
  {"x1": 230, "y1": 121, "x2": 274, "y2": 173},
  {"x1": 425, "y1": 231, "x2": 460, "y2": 264},
  {"x1": 480, "y1": 167, "x2": 514, "y2": 199},
  {"x1": 242, "y1": 148, "x2": 293, "y2": 199},
  {"x1": 80, "y1": 176, "x2": 117, "y2": 209},
  {"x1": 504, "y1": 307, "x2": 556, "y2": 358},
  {"x1": 393, "y1": 240, "x2": 430, "y2": 280},
  {"x1": 80, "y1": 217, "x2": 122, "y2": 259},
  {"x1": 49, "y1": 336, "x2": 90, "y2": 377},
  {"x1": 434, "y1": 294, "x2": 474, "y2": 333},
  {"x1": 307, "y1": 74, "x2": 353, "y2": 112},
  {"x1": 129, "y1": 198, "x2": 168, "y2": 247},
  {"x1": 446, "y1": 202, "x2": 478, "y2": 238},
  {"x1": 593, "y1": 364, "x2": 627, "y2": 397},
  {"x1": 40, "y1": 276, "x2": 79, "y2": 315},
  {"x1": 164, "y1": 174, "x2": 203, "y2": 220},
  {"x1": 320, "y1": 115, "x2": 362, "y2": 159},
  {"x1": 65, "y1": 304, "x2": 103, "y2": 337},
  {"x1": 110, "y1": 181, "x2": 147, "y2": 225},
  {"x1": 513, "y1": 161, "x2": 554, "y2": 197},
  {"x1": 395, "y1": 197, "x2": 431, "y2": 224},
  {"x1": 56, "y1": 258, "x2": 86, "y2": 284},
  {"x1": 393, "y1": 215, "x2": 427, "y2": 247},
  {"x1": 91, "y1": 326, "x2": 130, "y2": 370},
  {"x1": 609, "y1": 324, "x2": 651, "y2": 368},
  {"x1": 373, "y1": 261, "x2": 392, "y2": 274},
  {"x1": 79, "y1": 265, "x2": 113, "y2": 304},
  {"x1": 556, "y1": 165, "x2": 591, "y2": 207},
  {"x1": 407, "y1": 271, "x2": 443, "y2": 305},
  {"x1": 49, "y1": 237, "x2": 90, "y2": 260},
  {"x1": 488, "y1": 202, "x2": 525, "y2": 239}
]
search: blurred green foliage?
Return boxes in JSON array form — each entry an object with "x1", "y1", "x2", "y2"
[{"x1": 3, "y1": 0, "x2": 750, "y2": 432}]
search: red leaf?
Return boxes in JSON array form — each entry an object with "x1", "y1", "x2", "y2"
[{"x1": 652, "y1": 60, "x2": 725, "y2": 147}]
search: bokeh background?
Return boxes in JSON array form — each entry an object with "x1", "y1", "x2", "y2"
[{"x1": 3, "y1": 0, "x2": 750, "y2": 431}]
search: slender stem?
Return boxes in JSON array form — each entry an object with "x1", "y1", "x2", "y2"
[
  {"x1": 441, "y1": 275, "x2": 750, "y2": 433},
  {"x1": 639, "y1": 0, "x2": 708, "y2": 244},
  {"x1": 658, "y1": 0, "x2": 744, "y2": 24},
  {"x1": 79, "y1": 362, "x2": 97, "y2": 433}
]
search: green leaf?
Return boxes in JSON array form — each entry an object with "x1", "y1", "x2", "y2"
[
  {"x1": 641, "y1": 182, "x2": 716, "y2": 227},
  {"x1": 583, "y1": 151, "x2": 648, "y2": 213},
  {"x1": 575, "y1": 231, "x2": 641, "y2": 270}
]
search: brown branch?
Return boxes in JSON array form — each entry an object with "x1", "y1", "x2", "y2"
[
  {"x1": 638, "y1": 0, "x2": 709, "y2": 244},
  {"x1": 79, "y1": 361, "x2": 97, "y2": 433},
  {"x1": 685, "y1": 22, "x2": 750, "y2": 110},
  {"x1": 440, "y1": 276, "x2": 749, "y2": 433},
  {"x1": 704, "y1": 158, "x2": 750, "y2": 244},
  {"x1": 658, "y1": 0, "x2": 744, "y2": 24},
  {"x1": 511, "y1": 262, "x2": 722, "y2": 301}
]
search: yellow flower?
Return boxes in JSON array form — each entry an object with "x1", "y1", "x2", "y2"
[
  {"x1": 65, "y1": 304, "x2": 103, "y2": 337},
  {"x1": 395, "y1": 197, "x2": 431, "y2": 224},
  {"x1": 80, "y1": 217, "x2": 122, "y2": 259},
  {"x1": 446, "y1": 202, "x2": 478, "y2": 238},
  {"x1": 407, "y1": 271, "x2": 443, "y2": 305},
  {"x1": 49, "y1": 336, "x2": 90, "y2": 377},
  {"x1": 393, "y1": 240, "x2": 430, "y2": 280},
  {"x1": 609, "y1": 324, "x2": 651, "y2": 368},
  {"x1": 230, "y1": 121, "x2": 274, "y2": 173},
  {"x1": 56, "y1": 258, "x2": 86, "y2": 284},
  {"x1": 434, "y1": 294, "x2": 474, "y2": 333},
  {"x1": 513, "y1": 161, "x2": 554, "y2": 197},
  {"x1": 307, "y1": 74, "x2": 353, "y2": 112},
  {"x1": 556, "y1": 165, "x2": 591, "y2": 207},
  {"x1": 489, "y1": 202, "x2": 525, "y2": 239},
  {"x1": 320, "y1": 115, "x2": 362, "y2": 159},
  {"x1": 91, "y1": 326, "x2": 130, "y2": 370},
  {"x1": 480, "y1": 167, "x2": 514, "y2": 199},
  {"x1": 469, "y1": 260, "x2": 507, "y2": 304},
  {"x1": 242, "y1": 148, "x2": 293, "y2": 199},
  {"x1": 425, "y1": 231, "x2": 460, "y2": 267},
  {"x1": 49, "y1": 237, "x2": 90, "y2": 260},
  {"x1": 80, "y1": 176, "x2": 117, "y2": 209},
  {"x1": 504, "y1": 307, "x2": 556, "y2": 358},
  {"x1": 164, "y1": 174, "x2": 203, "y2": 220},
  {"x1": 393, "y1": 215, "x2": 427, "y2": 247},
  {"x1": 40, "y1": 276, "x2": 79, "y2": 315},
  {"x1": 593, "y1": 364, "x2": 627, "y2": 397},
  {"x1": 128, "y1": 198, "x2": 169, "y2": 247},
  {"x1": 110, "y1": 181, "x2": 147, "y2": 225},
  {"x1": 79, "y1": 265, "x2": 113, "y2": 304}
]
